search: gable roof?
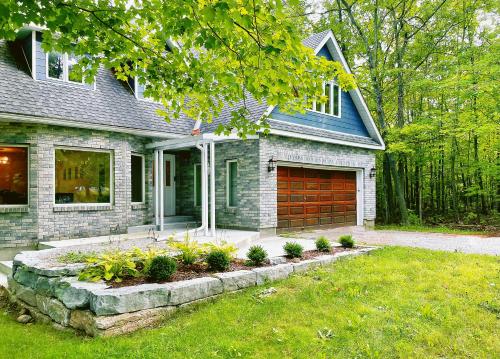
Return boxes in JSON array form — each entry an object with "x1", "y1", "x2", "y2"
[{"x1": 0, "y1": 39, "x2": 193, "y2": 138}]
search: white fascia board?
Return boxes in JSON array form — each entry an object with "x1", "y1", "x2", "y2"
[
  {"x1": 0, "y1": 112, "x2": 183, "y2": 139},
  {"x1": 269, "y1": 128, "x2": 384, "y2": 150}
]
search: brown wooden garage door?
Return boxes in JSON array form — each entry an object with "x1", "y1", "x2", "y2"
[{"x1": 277, "y1": 166, "x2": 357, "y2": 229}]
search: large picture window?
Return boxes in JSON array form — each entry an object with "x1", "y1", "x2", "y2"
[
  {"x1": 0, "y1": 146, "x2": 28, "y2": 206},
  {"x1": 55, "y1": 148, "x2": 112, "y2": 204},
  {"x1": 131, "y1": 154, "x2": 144, "y2": 203},
  {"x1": 226, "y1": 160, "x2": 238, "y2": 207}
]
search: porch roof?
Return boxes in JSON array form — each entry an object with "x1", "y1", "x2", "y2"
[{"x1": 146, "y1": 133, "x2": 258, "y2": 151}]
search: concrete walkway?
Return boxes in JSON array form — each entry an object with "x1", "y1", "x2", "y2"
[{"x1": 277, "y1": 226, "x2": 500, "y2": 255}]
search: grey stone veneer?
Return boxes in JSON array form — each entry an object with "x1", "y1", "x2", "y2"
[{"x1": 0, "y1": 122, "x2": 156, "y2": 246}]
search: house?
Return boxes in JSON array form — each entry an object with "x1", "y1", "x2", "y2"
[{"x1": 0, "y1": 29, "x2": 385, "y2": 247}]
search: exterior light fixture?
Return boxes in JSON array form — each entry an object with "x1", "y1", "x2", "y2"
[
  {"x1": 0, "y1": 156, "x2": 8, "y2": 165},
  {"x1": 268, "y1": 157, "x2": 277, "y2": 172},
  {"x1": 369, "y1": 167, "x2": 376, "y2": 178}
]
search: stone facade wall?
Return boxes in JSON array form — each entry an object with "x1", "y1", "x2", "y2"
[
  {"x1": 259, "y1": 135, "x2": 377, "y2": 230},
  {"x1": 0, "y1": 122, "x2": 156, "y2": 245},
  {"x1": 174, "y1": 148, "x2": 201, "y2": 219}
]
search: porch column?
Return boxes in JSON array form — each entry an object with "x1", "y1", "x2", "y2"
[
  {"x1": 203, "y1": 143, "x2": 209, "y2": 236},
  {"x1": 210, "y1": 141, "x2": 216, "y2": 237},
  {"x1": 154, "y1": 150, "x2": 159, "y2": 227},
  {"x1": 159, "y1": 150, "x2": 164, "y2": 231}
]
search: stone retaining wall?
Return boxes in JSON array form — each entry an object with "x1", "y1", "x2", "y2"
[{"x1": 7, "y1": 247, "x2": 376, "y2": 336}]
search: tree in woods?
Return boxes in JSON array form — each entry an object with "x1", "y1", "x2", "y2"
[
  {"x1": 0, "y1": 0, "x2": 355, "y2": 138},
  {"x1": 316, "y1": 0, "x2": 498, "y2": 226}
]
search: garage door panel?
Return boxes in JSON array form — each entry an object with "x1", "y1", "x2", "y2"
[{"x1": 277, "y1": 166, "x2": 357, "y2": 230}]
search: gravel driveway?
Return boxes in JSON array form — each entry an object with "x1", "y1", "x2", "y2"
[{"x1": 281, "y1": 226, "x2": 500, "y2": 255}]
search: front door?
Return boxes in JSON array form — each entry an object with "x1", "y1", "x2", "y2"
[{"x1": 163, "y1": 154, "x2": 176, "y2": 216}]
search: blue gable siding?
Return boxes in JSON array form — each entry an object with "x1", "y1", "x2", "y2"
[{"x1": 270, "y1": 44, "x2": 369, "y2": 138}]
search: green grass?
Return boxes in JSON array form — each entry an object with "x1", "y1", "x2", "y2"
[
  {"x1": 1, "y1": 247, "x2": 499, "y2": 358},
  {"x1": 375, "y1": 224, "x2": 491, "y2": 235}
]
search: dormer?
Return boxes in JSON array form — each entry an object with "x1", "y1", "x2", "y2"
[{"x1": 13, "y1": 29, "x2": 93, "y2": 89}]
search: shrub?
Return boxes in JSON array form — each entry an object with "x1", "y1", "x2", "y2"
[
  {"x1": 203, "y1": 240, "x2": 238, "y2": 260},
  {"x1": 315, "y1": 236, "x2": 331, "y2": 252},
  {"x1": 283, "y1": 242, "x2": 303, "y2": 258},
  {"x1": 58, "y1": 251, "x2": 94, "y2": 264},
  {"x1": 339, "y1": 235, "x2": 355, "y2": 248},
  {"x1": 247, "y1": 245, "x2": 268, "y2": 266},
  {"x1": 168, "y1": 233, "x2": 204, "y2": 265},
  {"x1": 206, "y1": 250, "x2": 231, "y2": 271},
  {"x1": 147, "y1": 256, "x2": 177, "y2": 281}
]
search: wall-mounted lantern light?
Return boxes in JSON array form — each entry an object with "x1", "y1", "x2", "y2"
[
  {"x1": 268, "y1": 157, "x2": 277, "y2": 172},
  {"x1": 369, "y1": 167, "x2": 377, "y2": 178}
]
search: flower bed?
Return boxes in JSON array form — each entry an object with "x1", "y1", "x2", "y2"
[{"x1": 6, "y1": 236, "x2": 377, "y2": 337}]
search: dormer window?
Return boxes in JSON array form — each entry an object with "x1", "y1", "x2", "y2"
[
  {"x1": 46, "y1": 52, "x2": 84, "y2": 83},
  {"x1": 311, "y1": 81, "x2": 341, "y2": 117}
]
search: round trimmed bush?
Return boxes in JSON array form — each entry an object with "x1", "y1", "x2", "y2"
[
  {"x1": 206, "y1": 250, "x2": 231, "y2": 271},
  {"x1": 315, "y1": 236, "x2": 332, "y2": 252},
  {"x1": 283, "y1": 241, "x2": 303, "y2": 258},
  {"x1": 339, "y1": 235, "x2": 355, "y2": 248},
  {"x1": 247, "y1": 245, "x2": 268, "y2": 266},
  {"x1": 148, "y1": 255, "x2": 177, "y2": 281}
]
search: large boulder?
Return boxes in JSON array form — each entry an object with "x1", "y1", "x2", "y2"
[
  {"x1": 55, "y1": 278, "x2": 107, "y2": 310},
  {"x1": 213, "y1": 270, "x2": 256, "y2": 292},
  {"x1": 8, "y1": 277, "x2": 37, "y2": 307},
  {"x1": 168, "y1": 277, "x2": 223, "y2": 306},
  {"x1": 13, "y1": 266, "x2": 38, "y2": 289},
  {"x1": 36, "y1": 294, "x2": 71, "y2": 326}
]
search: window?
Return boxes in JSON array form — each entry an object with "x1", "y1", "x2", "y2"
[
  {"x1": 310, "y1": 81, "x2": 341, "y2": 117},
  {"x1": 0, "y1": 146, "x2": 28, "y2": 206},
  {"x1": 194, "y1": 163, "x2": 202, "y2": 207},
  {"x1": 47, "y1": 52, "x2": 84, "y2": 83},
  {"x1": 131, "y1": 154, "x2": 144, "y2": 203},
  {"x1": 226, "y1": 160, "x2": 238, "y2": 207},
  {"x1": 55, "y1": 148, "x2": 112, "y2": 204}
]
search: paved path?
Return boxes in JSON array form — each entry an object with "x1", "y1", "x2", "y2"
[{"x1": 266, "y1": 226, "x2": 500, "y2": 255}]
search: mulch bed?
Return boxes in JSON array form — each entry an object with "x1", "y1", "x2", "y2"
[{"x1": 108, "y1": 247, "x2": 356, "y2": 288}]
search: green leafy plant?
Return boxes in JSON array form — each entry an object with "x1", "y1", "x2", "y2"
[
  {"x1": 246, "y1": 245, "x2": 268, "y2": 266},
  {"x1": 315, "y1": 236, "x2": 332, "y2": 252},
  {"x1": 203, "y1": 240, "x2": 238, "y2": 260},
  {"x1": 339, "y1": 235, "x2": 355, "y2": 248},
  {"x1": 283, "y1": 242, "x2": 303, "y2": 258},
  {"x1": 206, "y1": 250, "x2": 231, "y2": 272},
  {"x1": 147, "y1": 256, "x2": 177, "y2": 281},
  {"x1": 168, "y1": 233, "x2": 204, "y2": 265},
  {"x1": 58, "y1": 251, "x2": 95, "y2": 264}
]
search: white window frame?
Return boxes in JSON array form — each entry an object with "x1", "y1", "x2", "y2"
[
  {"x1": 0, "y1": 144, "x2": 29, "y2": 208},
  {"x1": 193, "y1": 163, "x2": 202, "y2": 207},
  {"x1": 53, "y1": 146, "x2": 114, "y2": 207},
  {"x1": 46, "y1": 52, "x2": 85, "y2": 84},
  {"x1": 226, "y1": 159, "x2": 238, "y2": 208},
  {"x1": 310, "y1": 81, "x2": 341, "y2": 118},
  {"x1": 131, "y1": 153, "x2": 145, "y2": 204}
]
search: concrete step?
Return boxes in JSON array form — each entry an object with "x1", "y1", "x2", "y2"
[
  {"x1": 0, "y1": 260, "x2": 13, "y2": 276},
  {"x1": 127, "y1": 221, "x2": 199, "y2": 234},
  {"x1": 163, "y1": 216, "x2": 194, "y2": 224}
]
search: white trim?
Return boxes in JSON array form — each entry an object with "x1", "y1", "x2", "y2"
[
  {"x1": 131, "y1": 153, "x2": 145, "y2": 204},
  {"x1": 159, "y1": 150, "x2": 164, "y2": 230},
  {"x1": 154, "y1": 150, "x2": 159, "y2": 226},
  {"x1": 210, "y1": 141, "x2": 216, "y2": 236},
  {"x1": 0, "y1": 144, "x2": 30, "y2": 208},
  {"x1": 193, "y1": 163, "x2": 202, "y2": 207},
  {"x1": 226, "y1": 159, "x2": 238, "y2": 208},
  {"x1": 0, "y1": 113, "x2": 183, "y2": 140},
  {"x1": 269, "y1": 128, "x2": 384, "y2": 150},
  {"x1": 53, "y1": 146, "x2": 114, "y2": 207},
  {"x1": 31, "y1": 31, "x2": 36, "y2": 80}
]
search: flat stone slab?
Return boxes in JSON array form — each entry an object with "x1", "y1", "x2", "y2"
[
  {"x1": 292, "y1": 259, "x2": 322, "y2": 273},
  {"x1": 55, "y1": 278, "x2": 108, "y2": 309},
  {"x1": 168, "y1": 277, "x2": 223, "y2": 306},
  {"x1": 252, "y1": 263, "x2": 293, "y2": 285},
  {"x1": 213, "y1": 270, "x2": 256, "y2": 292}
]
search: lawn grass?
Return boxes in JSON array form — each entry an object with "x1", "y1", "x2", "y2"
[
  {"x1": 375, "y1": 224, "x2": 491, "y2": 236},
  {"x1": 1, "y1": 247, "x2": 499, "y2": 358}
]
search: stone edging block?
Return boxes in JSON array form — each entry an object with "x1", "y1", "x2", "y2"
[
  {"x1": 212, "y1": 270, "x2": 257, "y2": 292},
  {"x1": 252, "y1": 263, "x2": 293, "y2": 285}
]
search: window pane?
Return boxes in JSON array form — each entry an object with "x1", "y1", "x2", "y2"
[
  {"x1": 228, "y1": 161, "x2": 238, "y2": 207},
  {"x1": 325, "y1": 83, "x2": 332, "y2": 115},
  {"x1": 48, "y1": 52, "x2": 64, "y2": 79},
  {"x1": 195, "y1": 164, "x2": 201, "y2": 206},
  {"x1": 333, "y1": 85, "x2": 340, "y2": 116},
  {"x1": 55, "y1": 149, "x2": 112, "y2": 204},
  {"x1": 131, "y1": 155, "x2": 143, "y2": 203},
  {"x1": 0, "y1": 146, "x2": 28, "y2": 205},
  {"x1": 67, "y1": 54, "x2": 83, "y2": 83}
]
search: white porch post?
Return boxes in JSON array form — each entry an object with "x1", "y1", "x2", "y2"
[
  {"x1": 203, "y1": 143, "x2": 209, "y2": 236},
  {"x1": 210, "y1": 141, "x2": 216, "y2": 237},
  {"x1": 159, "y1": 150, "x2": 164, "y2": 231},
  {"x1": 201, "y1": 143, "x2": 207, "y2": 234},
  {"x1": 154, "y1": 150, "x2": 159, "y2": 228}
]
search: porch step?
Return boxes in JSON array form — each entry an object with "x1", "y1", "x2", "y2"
[
  {"x1": 127, "y1": 221, "x2": 199, "y2": 234},
  {"x1": 0, "y1": 260, "x2": 13, "y2": 276},
  {"x1": 163, "y1": 216, "x2": 195, "y2": 224}
]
